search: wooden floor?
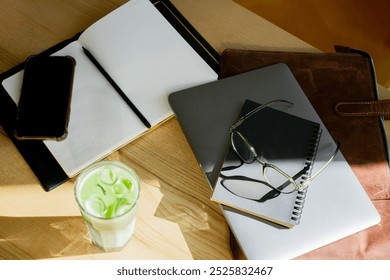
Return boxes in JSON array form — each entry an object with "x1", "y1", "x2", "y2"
[{"x1": 235, "y1": 0, "x2": 390, "y2": 89}]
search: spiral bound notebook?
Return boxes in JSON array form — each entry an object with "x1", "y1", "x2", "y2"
[{"x1": 211, "y1": 99, "x2": 321, "y2": 228}]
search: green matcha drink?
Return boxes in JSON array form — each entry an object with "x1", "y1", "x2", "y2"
[{"x1": 74, "y1": 161, "x2": 140, "y2": 252}]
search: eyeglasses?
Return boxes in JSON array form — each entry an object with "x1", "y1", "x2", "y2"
[{"x1": 222, "y1": 100, "x2": 339, "y2": 201}]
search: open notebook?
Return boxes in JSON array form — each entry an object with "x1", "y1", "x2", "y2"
[
  {"x1": 169, "y1": 64, "x2": 380, "y2": 259},
  {"x1": 0, "y1": 0, "x2": 217, "y2": 189},
  {"x1": 212, "y1": 99, "x2": 322, "y2": 228}
]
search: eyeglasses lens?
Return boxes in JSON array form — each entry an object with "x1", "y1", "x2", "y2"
[
  {"x1": 231, "y1": 132, "x2": 255, "y2": 163},
  {"x1": 264, "y1": 166, "x2": 297, "y2": 193}
]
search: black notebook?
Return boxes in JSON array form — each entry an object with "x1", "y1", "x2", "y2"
[{"x1": 211, "y1": 99, "x2": 322, "y2": 228}]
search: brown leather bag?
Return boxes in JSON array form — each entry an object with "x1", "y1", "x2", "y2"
[{"x1": 220, "y1": 47, "x2": 390, "y2": 259}]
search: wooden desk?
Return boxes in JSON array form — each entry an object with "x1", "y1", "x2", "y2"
[{"x1": 2, "y1": 0, "x2": 386, "y2": 260}]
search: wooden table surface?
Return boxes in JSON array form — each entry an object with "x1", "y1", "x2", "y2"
[{"x1": 1, "y1": 0, "x2": 388, "y2": 260}]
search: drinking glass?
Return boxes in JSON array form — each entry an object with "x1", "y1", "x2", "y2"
[{"x1": 74, "y1": 161, "x2": 140, "y2": 252}]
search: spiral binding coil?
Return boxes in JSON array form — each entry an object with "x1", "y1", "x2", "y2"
[{"x1": 290, "y1": 124, "x2": 322, "y2": 224}]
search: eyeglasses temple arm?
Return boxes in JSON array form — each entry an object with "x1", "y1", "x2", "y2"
[
  {"x1": 229, "y1": 99, "x2": 293, "y2": 132},
  {"x1": 301, "y1": 142, "x2": 340, "y2": 188}
]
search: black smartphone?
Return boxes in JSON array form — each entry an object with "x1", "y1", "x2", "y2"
[{"x1": 14, "y1": 55, "x2": 76, "y2": 141}]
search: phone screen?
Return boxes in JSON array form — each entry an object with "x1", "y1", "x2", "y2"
[{"x1": 14, "y1": 55, "x2": 76, "y2": 141}]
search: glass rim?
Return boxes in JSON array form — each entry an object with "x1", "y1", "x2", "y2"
[{"x1": 74, "y1": 160, "x2": 140, "y2": 220}]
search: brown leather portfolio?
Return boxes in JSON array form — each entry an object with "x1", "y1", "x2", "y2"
[{"x1": 220, "y1": 48, "x2": 390, "y2": 259}]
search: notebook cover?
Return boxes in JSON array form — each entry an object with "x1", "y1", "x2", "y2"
[{"x1": 0, "y1": 0, "x2": 220, "y2": 191}]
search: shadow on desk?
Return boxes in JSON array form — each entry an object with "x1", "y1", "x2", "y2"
[{"x1": 0, "y1": 216, "x2": 100, "y2": 259}]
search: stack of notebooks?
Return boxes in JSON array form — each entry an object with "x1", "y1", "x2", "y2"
[{"x1": 169, "y1": 63, "x2": 380, "y2": 259}]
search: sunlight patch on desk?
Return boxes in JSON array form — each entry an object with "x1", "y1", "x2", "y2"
[
  {"x1": 0, "y1": 182, "x2": 79, "y2": 217},
  {"x1": 123, "y1": 177, "x2": 194, "y2": 259},
  {"x1": 0, "y1": 216, "x2": 100, "y2": 259},
  {"x1": 143, "y1": 176, "x2": 210, "y2": 232},
  {"x1": 163, "y1": 205, "x2": 210, "y2": 232}
]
